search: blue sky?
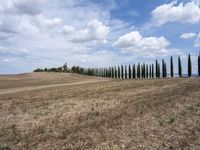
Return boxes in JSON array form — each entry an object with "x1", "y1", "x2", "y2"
[{"x1": 0, "y1": 0, "x2": 200, "y2": 74}]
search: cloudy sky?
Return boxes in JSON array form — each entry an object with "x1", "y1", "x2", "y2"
[{"x1": 0, "y1": 0, "x2": 200, "y2": 74}]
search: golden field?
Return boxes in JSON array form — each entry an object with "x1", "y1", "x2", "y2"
[{"x1": 0, "y1": 72, "x2": 200, "y2": 149}]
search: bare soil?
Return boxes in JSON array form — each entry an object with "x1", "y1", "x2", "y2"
[{"x1": 0, "y1": 73, "x2": 199, "y2": 150}]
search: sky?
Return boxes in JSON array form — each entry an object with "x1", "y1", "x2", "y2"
[{"x1": 0, "y1": 0, "x2": 200, "y2": 74}]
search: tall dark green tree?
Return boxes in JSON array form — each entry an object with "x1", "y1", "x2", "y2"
[
  {"x1": 188, "y1": 54, "x2": 192, "y2": 77},
  {"x1": 158, "y1": 63, "x2": 160, "y2": 78},
  {"x1": 121, "y1": 65, "x2": 124, "y2": 79},
  {"x1": 198, "y1": 52, "x2": 200, "y2": 77},
  {"x1": 114, "y1": 66, "x2": 117, "y2": 78},
  {"x1": 137, "y1": 63, "x2": 140, "y2": 78},
  {"x1": 111, "y1": 67, "x2": 114, "y2": 78},
  {"x1": 106, "y1": 68, "x2": 108, "y2": 78},
  {"x1": 155, "y1": 61, "x2": 160, "y2": 78},
  {"x1": 146, "y1": 64, "x2": 148, "y2": 78},
  {"x1": 156, "y1": 60, "x2": 158, "y2": 78},
  {"x1": 132, "y1": 64, "x2": 136, "y2": 79},
  {"x1": 149, "y1": 65, "x2": 152, "y2": 79},
  {"x1": 164, "y1": 62, "x2": 167, "y2": 78},
  {"x1": 142, "y1": 63, "x2": 145, "y2": 78},
  {"x1": 129, "y1": 64, "x2": 131, "y2": 79},
  {"x1": 170, "y1": 56, "x2": 174, "y2": 78},
  {"x1": 118, "y1": 66, "x2": 120, "y2": 79},
  {"x1": 125, "y1": 65, "x2": 127, "y2": 79},
  {"x1": 152, "y1": 64, "x2": 154, "y2": 78},
  {"x1": 109, "y1": 67, "x2": 112, "y2": 78},
  {"x1": 178, "y1": 56, "x2": 182, "y2": 77},
  {"x1": 162, "y1": 59, "x2": 165, "y2": 78},
  {"x1": 141, "y1": 64, "x2": 143, "y2": 78}
]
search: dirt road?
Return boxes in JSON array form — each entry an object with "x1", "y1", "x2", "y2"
[{"x1": 0, "y1": 79, "x2": 109, "y2": 95}]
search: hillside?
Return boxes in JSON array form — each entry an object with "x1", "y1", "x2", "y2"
[{"x1": 0, "y1": 73, "x2": 200, "y2": 149}]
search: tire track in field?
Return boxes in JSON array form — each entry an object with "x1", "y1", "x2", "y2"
[{"x1": 0, "y1": 79, "x2": 110, "y2": 95}]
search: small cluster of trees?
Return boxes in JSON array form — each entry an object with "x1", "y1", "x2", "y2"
[
  {"x1": 81, "y1": 53, "x2": 200, "y2": 78},
  {"x1": 34, "y1": 62, "x2": 69, "y2": 73},
  {"x1": 34, "y1": 67, "x2": 65, "y2": 72}
]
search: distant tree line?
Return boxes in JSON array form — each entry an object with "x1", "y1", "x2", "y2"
[
  {"x1": 78, "y1": 53, "x2": 200, "y2": 78},
  {"x1": 34, "y1": 53, "x2": 200, "y2": 78}
]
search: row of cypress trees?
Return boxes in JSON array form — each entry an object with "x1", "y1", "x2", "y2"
[{"x1": 82, "y1": 53, "x2": 200, "y2": 78}]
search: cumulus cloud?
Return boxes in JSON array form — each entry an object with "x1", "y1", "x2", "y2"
[
  {"x1": 194, "y1": 33, "x2": 200, "y2": 47},
  {"x1": 113, "y1": 31, "x2": 172, "y2": 57},
  {"x1": 0, "y1": 31, "x2": 13, "y2": 40},
  {"x1": 151, "y1": 1, "x2": 200, "y2": 26},
  {"x1": 34, "y1": 15, "x2": 62, "y2": 27},
  {"x1": 180, "y1": 33, "x2": 196, "y2": 39},
  {"x1": 71, "y1": 20, "x2": 110, "y2": 43},
  {"x1": 0, "y1": 0, "x2": 48, "y2": 16},
  {"x1": 62, "y1": 25, "x2": 76, "y2": 34}
]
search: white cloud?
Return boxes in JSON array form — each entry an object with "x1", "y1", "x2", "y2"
[
  {"x1": 195, "y1": 33, "x2": 200, "y2": 47},
  {"x1": 0, "y1": 31, "x2": 13, "y2": 40},
  {"x1": 113, "y1": 31, "x2": 172, "y2": 57},
  {"x1": 62, "y1": 25, "x2": 75, "y2": 34},
  {"x1": 71, "y1": 19, "x2": 110, "y2": 43},
  {"x1": 34, "y1": 15, "x2": 62, "y2": 27},
  {"x1": 180, "y1": 33, "x2": 196, "y2": 39},
  {"x1": 151, "y1": 1, "x2": 200, "y2": 26},
  {"x1": 0, "y1": 0, "x2": 48, "y2": 15}
]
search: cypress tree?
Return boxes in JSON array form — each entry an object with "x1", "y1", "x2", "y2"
[
  {"x1": 121, "y1": 65, "x2": 124, "y2": 79},
  {"x1": 144, "y1": 63, "x2": 146, "y2": 78},
  {"x1": 162, "y1": 59, "x2": 165, "y2": 78},
  {"x1": 118, "y1": 66, "x2": 120, "y2": 79},
  {"x1": 156, "y1": 60, "x2": 158, "y2": 78},
  {"x1": 125, "y1": 65, "x2": 127, "y2": 79},
  {"x1": 141, "y1": 64, "x2": 143, "y2": 78},
  {"x1": 149, "y1": 65, "x2": 152, "y2": 79},
  {"x1": 98, "y1": 68, "x2": 100, "y2": 77},
  {"x1": 188, "y1": 54, "x2": 192, "y2": 77},
  {"x1": 111, "y1": 67, "x2": 113, "y2": 78},
  {"x1": 170, "y1": 56, "x2": 174, "y2": 78},
  {"x1": 152, "y1": 64, "x2": 154, "y2": 78},
  {"x1": 132, "y1": 64, "x2": 136, "y2": 79},
  {"x1": 106, "y1": 68, "x2": 108, "y2": 78},
  {"x1": 129, "y1": 64, "x2": 131, "y2": 79},
  {"x1": 198, "y1": 52, "x2": 200, "y2": 77},
  {"x1": 137, "y1": 63, "x2": 140, "y2": 78},
  {"x1": 142, "y1": 63, "x2": 144, "y2": 78},
  {"x1": 114, "y1": 66, "x2": 117, "y2": 78},
  {"x1": 146, "y1": 64, "x2": 148, "y2": 79},
  {"x1": 112, "y1": 66, "x2": 114, "y2": 78},
  {"x1": 107, "y1": 67, "x2": 109, "y2": 78},
  {"x1": 178, "y1": 56, "x2": 182, "y2": 77},
  {"x1": 109, "y1": 67, "x2": 112, "y2": 78},
  {"x1": 158, "y1": 63, "x2": 160, "y2": 78},
  {"x1": 164, "y1": 63, "x2": 167, "y2": 78}
]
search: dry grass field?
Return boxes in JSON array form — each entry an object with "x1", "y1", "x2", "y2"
[{"x1": 0, "y1": 72, "x2": 200, "y2": 150}]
